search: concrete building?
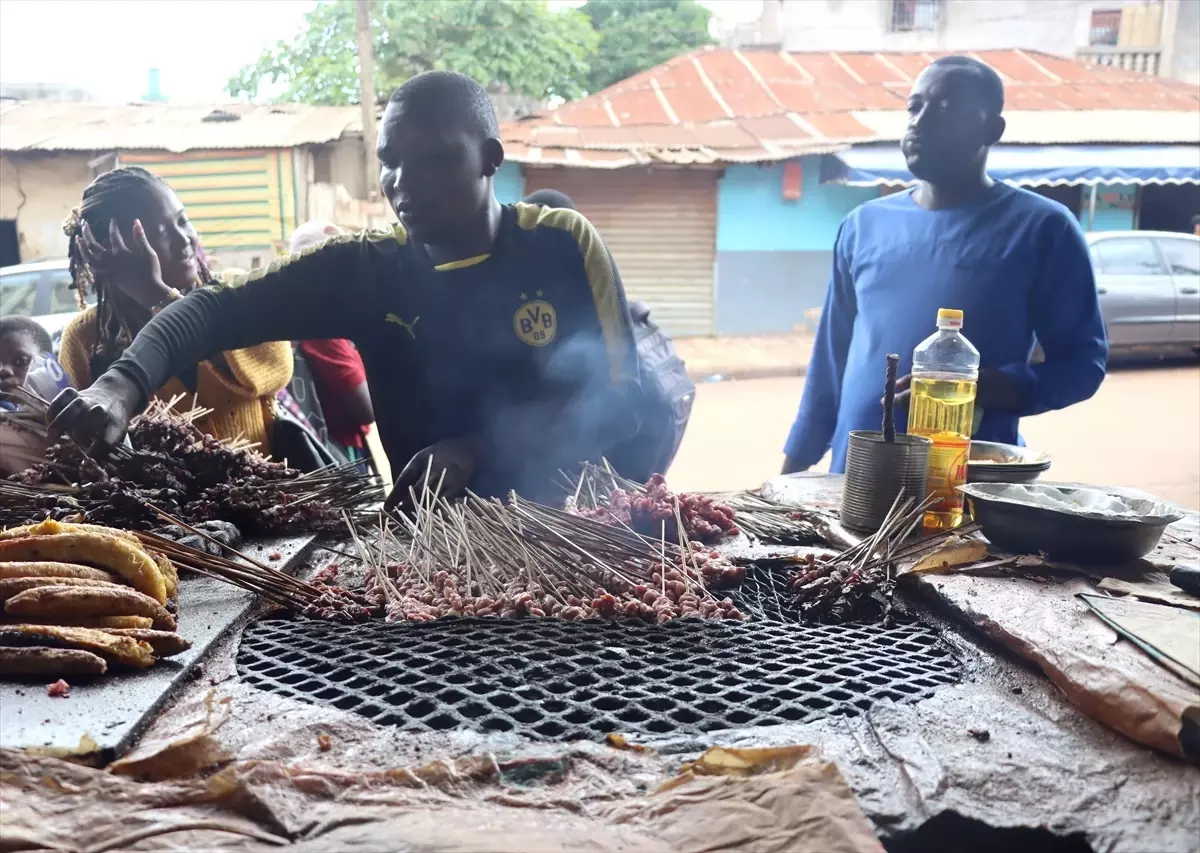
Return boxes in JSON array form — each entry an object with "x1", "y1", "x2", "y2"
[
  {"x1": 0, "y1": 102, "x2": 373, "y2": 269},
  {"x1": 0, "y1": 99, "x2": 527, "y2": 271},
  {"x1": 731, "y1": 0, "x2": 1200, "y2": 84},
  {"x1": 502, "y1": 46, "x2": 1199, "y2": 337}
]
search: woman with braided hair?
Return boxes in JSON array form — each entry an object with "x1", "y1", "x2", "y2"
[{"x1": 58, "y1": 166, "x2": 293, "y2": 454}]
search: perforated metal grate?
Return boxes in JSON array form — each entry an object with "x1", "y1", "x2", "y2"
[
  {"x1": 238, "y1": 614, "x2": 961, "y2": 741},
  {"x1": 728, "y1": 561, "x2": 804, "y2": 622}
]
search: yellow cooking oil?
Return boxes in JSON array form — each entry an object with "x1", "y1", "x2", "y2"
[
  {"x1": 908, "y1": 308, "x2": 980, "y2": 530},
  {"x1": 907, "y1": 376, "x2": 976, "y2": 529}
]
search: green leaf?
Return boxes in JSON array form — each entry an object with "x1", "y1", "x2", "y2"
[{"x1": 225, "y1": 0, "x2": 712, "y2": 108}]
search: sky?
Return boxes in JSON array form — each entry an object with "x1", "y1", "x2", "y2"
[{"x1": 0, "y1": 0, "x2": 762, "y2": 104}]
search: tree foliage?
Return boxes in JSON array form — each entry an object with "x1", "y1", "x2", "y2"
[
  {"x1": 228, "y1": 0, "x2": 597, "y2": 105},
  {"x1": 227, "y1": 0, "x2": 713, "y2": 106},
  {"x1": 581, "y1": 0, "x2": 714, "y2": 93}
]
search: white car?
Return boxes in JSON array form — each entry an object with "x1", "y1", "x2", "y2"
[
  {"x1": 1086, "y1": 230, "x2": 1200, "y2": 355},
  {"x1": 0, "y1": 258, "x2": 93, "y2": 349}
]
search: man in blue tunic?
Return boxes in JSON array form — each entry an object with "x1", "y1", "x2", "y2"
[{"x1": 783, "y1": 56, "x2": 1108, "y2": 475}]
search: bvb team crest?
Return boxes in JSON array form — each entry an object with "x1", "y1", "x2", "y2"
[{"x1": 514, "y1": 298, "x2": 557, "y2": 347}]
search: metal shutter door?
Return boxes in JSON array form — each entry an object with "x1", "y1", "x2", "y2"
[
  {"x1": 523, "y1": 167, "x2": 717, "y2": 337},
  {"x1": 122, "y1": 149, "x2": 296, "y2": 258}
]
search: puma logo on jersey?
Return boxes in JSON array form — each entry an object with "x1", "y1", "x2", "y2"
[{"x1": 385, "y1": 312, "x2": 420, "y2": 339}]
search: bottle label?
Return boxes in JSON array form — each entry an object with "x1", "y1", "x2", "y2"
[{"x1": 926, "y1": 437, "x2": 969, "y2": 513}]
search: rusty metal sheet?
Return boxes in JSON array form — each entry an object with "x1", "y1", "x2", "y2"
[
  {"x1": 501, "y1": 47, "x2": 1200, "y2": 168},
  {"x1": 0, "y1": 103, "x2": 360, "y2": 153}
]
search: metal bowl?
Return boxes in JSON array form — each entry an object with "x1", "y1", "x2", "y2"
[
  {"x1": 960, "y1": 483, "x2": 1184, "y2": 564},
  {"x1": 967, "y1": 441, "x2": 1051, "y2": 484}
]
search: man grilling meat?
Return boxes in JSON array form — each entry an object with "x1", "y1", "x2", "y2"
[{"x1": 49, "y1": 72, "x2": 691, "y2": 507}]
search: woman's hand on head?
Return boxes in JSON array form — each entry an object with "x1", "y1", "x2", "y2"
[
  {"x1": 47, "y1": 371, "x2": 142, "y2": 456},
  {"x1": 77, "y1": 219, "x2": 172, "y2": 311}
]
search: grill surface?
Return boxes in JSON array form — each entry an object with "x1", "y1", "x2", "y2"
[
  {"x1": 238, "y1": 610, "x2": 961, "y2": 740},
  {"x1": 729, "y1": 561, "x2": 805, "y2": 622}
]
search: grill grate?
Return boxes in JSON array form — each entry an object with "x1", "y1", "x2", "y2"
[
  {"x1": 728, "y1": 561, "x2": 805, "y2": 622},
  {"x1": 238, "y1": 612, "x2": 961, "y2": 741}
]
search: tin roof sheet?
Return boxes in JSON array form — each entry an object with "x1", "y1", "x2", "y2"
[
  {"x1": 0, "y1": 101, "x2": 362, "y2": 153},
  {"x1": 502, "y1": 47, "x2": 1200, "y2": 168}
]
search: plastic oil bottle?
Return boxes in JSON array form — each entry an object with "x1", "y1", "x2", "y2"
[{"x1": 908, "y1": 308, "x2": 979, "y2": 530}]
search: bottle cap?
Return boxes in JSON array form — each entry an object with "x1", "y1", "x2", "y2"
[{"x1": 937, "y1": 308, "x2": 964, "y2": 329}]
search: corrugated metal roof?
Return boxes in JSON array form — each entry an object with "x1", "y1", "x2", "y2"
[
  {"x1": 0, "y1": 102, "x2": 362, "y2": 153},
  {"x1": 502, "y1": 47, "x2": 1200, "y2": 168},
  {"x1": 851, "y1": 109, "x2": 1200, "y2": 145}
]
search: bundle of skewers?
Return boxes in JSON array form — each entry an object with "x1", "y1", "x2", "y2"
[
  {"x1": 711, "y1": 491, "x2": 854, "y2": 548},
  {"x1": 339, "y1": 475, "x2": 749, "y2": 625},
  {"x1": 137, "y1": 508, "x2": 376, "y2": 623},
  {"x1": 787, "y1": 494, "x2": 981, "y2": 624},
  {"x1": 2, "y1": 395, "x2": 383, "y2": 534},
  {"x1": 563, "y1": 463, "x2": 849, "y2": 549}
]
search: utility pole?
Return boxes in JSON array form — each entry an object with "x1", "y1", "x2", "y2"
[{"x1": 355, "y1": 0, "x2": 379, "y2": 200}]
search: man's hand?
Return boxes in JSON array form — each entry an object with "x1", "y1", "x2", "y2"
[
  {"x1": 890, "y1": 374, "x2": 914, "y2": 410},
  {"x1": 48, "y1": 371, "x2": 141, "y2": 456},
  {"x1": 77, "y1": 219, "x2": 174, "y2": 311},
  {"x1": 781, "y1": 455, "x2": 808, "y2": 475},
  {"x1": 887, "y1": 369, "x2": 1020, "y2": 413},
  {"x1": 386, "y1": 437, "x2": 478, "y2": 513}
]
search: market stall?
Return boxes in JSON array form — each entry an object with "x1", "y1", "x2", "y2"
[{"x1": 1, "y1": 400, "x2": 1197, "y2": 851}]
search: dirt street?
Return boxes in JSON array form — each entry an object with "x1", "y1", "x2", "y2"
[{"x1": 669, "y1": 364, "x2": 1200, "y2": 510}]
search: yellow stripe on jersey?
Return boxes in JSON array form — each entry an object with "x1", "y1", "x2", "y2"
[
  {"x1": 434, "y1": 253, "x2": 491, "y2": 272},
  {"x1": 515, "y1": 203, "x2": 632, "y2": 384}
]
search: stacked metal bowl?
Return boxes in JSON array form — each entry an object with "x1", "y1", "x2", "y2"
[{"x1": 966, "y1": 441, "x2": 1051, "y2": 485}]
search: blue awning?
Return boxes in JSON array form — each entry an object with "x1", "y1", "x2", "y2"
[{"x1": 828, "y1": 144, "x2": 1200, "y2": 187}]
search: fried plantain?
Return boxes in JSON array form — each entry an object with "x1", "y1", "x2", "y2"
[
  {"x1": 60, "y1": 616, "x2": 155, "y2": 629},
  {"x1": 0, "y1": 645, "x2": 107, "y2": 676},
  {"x1": 1, "y1": 615, "x2": 156, "y2": 629},
  {"x1": 0, "y1": 576, "x2": 123, "y2": 603},
  {"x1": 150, "y1": 550, "x2": 180, "y2": 599},
  {"x1": 0, "y1": 624, "x2": 154, "y2": 667},
  {"x1": 0, "y1": 532, "x2": 167, "y2": 603},
  {"x1": 5, "y1": 585, "x2": 176, "y2": 631},
  {"x1": 99, "y1": 629, "x2": 191, "y2": 657},
  {"x1": 0, "y1": 562, "x2": 119, "y2": 584},
  {"x1": 1, "y1": 519, "x2": 139, "y2": 543}
]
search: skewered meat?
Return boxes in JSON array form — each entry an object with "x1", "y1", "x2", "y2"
[
  {"x1": 0, "y1": 561, "x2": 118, "y2": 584},
  {"x1": 5, "y1": 585, "x2": 176, "y2": 631},
  {"x1": 575, "y1": 474, "x2": 739, "y2": 544},
  {"x1": 285, "y1": 485, "x2": 749, "y2": 625},
  {"x1": 99, "y1": 629, "x2": 191, "y2": 657},
  {"x1": 10, "y1": 403, "x2": 371, "y2": 535},
  {"x1": 0, "y1": 646, "x2": 107, "y2": 676},
  {"x1": 151, "y1": 520, "x2": 242, "y2": 555},
  {"x1": 0, "y1": 624, "x2": 155, "y2": 667},
  {"x1": 0, "y1": 521, "x2": 168, "y2": 603},
  {"x1": 786, "y1": 551, "x2": 893, "y2": 624},
  {"x1": 299, "y1": 582, "x2": 378, "y2": 623},
  {"x1": 358, "y1": 563, "x2": 746, "y2": 626},
  {"x1": 47, "y1": 678, "x2": 71, "y2": 696}
]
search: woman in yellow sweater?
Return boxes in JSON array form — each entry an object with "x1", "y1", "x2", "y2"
[{"x1": 59, "y1": 167, "x2": 292, "y2": 453}]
